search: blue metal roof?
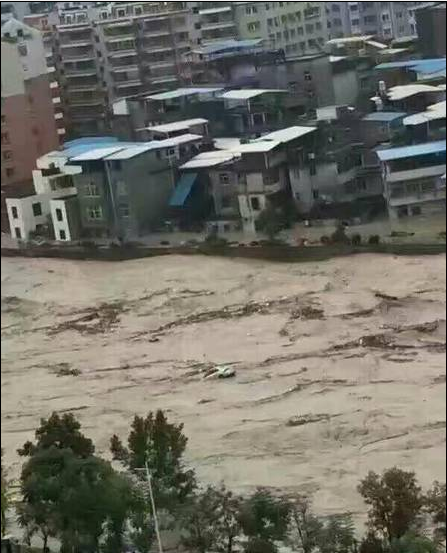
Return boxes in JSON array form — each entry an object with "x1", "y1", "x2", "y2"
[
  {"x1": 63, "y1": 137, "x2": 119, "y2": 148},
  {"x1": 169, "y1": 173, "x2": 197, "y2": 207},
  {"x1": 375, "y1": 58, "x2": 446, "y2": 74},
  {"x1": 362, "y1": 112, "x2": 406, "y2": 122},
  {"x1": 377, "y1": 140, "x2": 446, "y2": 161}
]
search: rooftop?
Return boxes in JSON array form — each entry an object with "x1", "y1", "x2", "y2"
[
  {"x1": 371, "y1": 84, "x2": 442, "y2": 102},
  {"x1": 377, "y1": 140, "x2": 446, "y2": 162},
  {"x1": 180, "y1": 150, "x2": 239, "y2": 170},
  {"x1": 403, "y1": 101, "x2": 446, "y2": 126},
  {"x1": 191, "y1": 39, "x2": 264, "y2": 57},
  {"x1": 221, "y1": 89, "x2": 287, "y2": 101},
  {"x1": 327, "y1": 35, "x2": 374, "y2": 46},
  {"x1": 375, "y1": 58, "x2": 447, "y2": 75},
  {"x1": 362, "y1": 112, "x2": 407, "y2": 122},
  {"x1": 142, "y1": 119, "x2": 209, "y2": 134},
  {"x1": 146, "y1": 88, "x2": 224, "y2": 102},
  {"x1": 236, "y1": 141, "x2": 281, "y2": 153},
  {"x1": 255, "y1": 126, "x2": 317, "y2": 143}
]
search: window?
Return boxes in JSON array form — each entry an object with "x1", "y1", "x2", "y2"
[
  {"x1": 18, "y1": 43, "x2": 28, "y2": 56},
  {"x1": 15, "y1": 227, "x2": 22, "y2": 239},
  {"x1": 116, "y1": 180, "x2": 127, "y2": 196},
  {"x1": 166, "y1": 148, "x2": 176, "y2": 158},
  {"x1": 350, "y1": 4, "x2": 359, "y2": 10},
  {"x1": 246, "y1": 5, "x2": 258, "y2": 15},
  {"x1": 238, "y1": 173, "x2": 247, "y2": 185},
  {"x1": 6, "y1": 168, "x2": 15, "y2": 178},
  {"x1": 316, "y1": 22, "x2": 322, "y2": 30},
  {"x1": 248, "y1": 21, "x2": 261, "y2": 32},
  {"x1": 1, "y1": 114, "x2": 6, "y2": 125},
  {"x1": 297, "y1": 26, "x2": 304, "y2": 35},
  {"x1": 1, "y1": 132, "x2": 10, "y2": 144},
  {"x1": 119, "y1": 204, "x2": 130, "y2": 218},
  {"x1": 219, "y1": 173, "x2": 230, "y2": 185},
  {"x1": 59, "y1": 229, "x2": 67, "y2": 240},
  {"x1": 284, "y1": 30, "x2": 289, "y2": 40},
  {"x1": 32, "y1": 203, "x2": 42, "y2": 217},
  {"x1": 332, "y1": 4, "x2": 341, "y2": 12},
  {"x1": 382, "y1": 13, "x2": 390, "y2": 21},
  {"x1": 268, "y1": 18, "x2": 274, "y2": 26},
  {"x1": 305, "y1": 24, "x2": 314, "y2": 33},
  {"x1": 364, "y1": 15, "x2": 377, "y2": 24},
  {"x1": 265, "y1": 3, "x2": 270, "y2": 9},
  {"x1": 85, "y1": 182, "x2": 100, "y2": 197},
  {"x1": 304, "y1": 71, "x2": 312, "y2": 81},
  {"x1": 3, "y1": 150, "x2": 12, "y2": 161},
  {"x1": 11, "y1": 206, "x2": 18, "y2": 219},
  {"x1": 351, "y1": 18, "x2": 360, "y2": 26},
  {"x1": 56, "y1": 208, "x2": 64, "y2": 222},
  {"x1": 312, "y1": 189, "x2": 320, "y2": 199},
  {"x1": 87, "y1": 205, "x2": 103, "y2": 220},
  {"x1": 250, "y1": 197, "x2": 261, "y2": 211},
  {"x1": 411, "y1": 206, "x2": 422, "y2": 216}
]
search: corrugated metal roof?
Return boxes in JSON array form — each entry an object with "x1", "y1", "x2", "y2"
[
  {"x1": 193, "y1": 39, "x2": 263, "y2": 56},
  {"x1": 222, "y1": 89, "x2": 287, "y2": 100},
  {"x1": 403, "y1": 101, "x2": 446, "y2": 126},
  {"x1": 144, "y1": 119, "x2": 209, "y2": 134},
  {"x1": 327, "y1": 35, "x2": 374, "y2": 45},
  {"x1": 199, "y1": 6, "x2": 232, "y2": 15},
  {"x1": 160, "y1": 134, "x2": 203, "y2": 147},
  {"x1": 255, "y1": 126, "x2": 317, "y2": 143},
  {"x1": 105, "y1": 145, "x2": 155, "y2": 161},
  {"x1": 377, "y1": 140, "x2": 446, "y2": 161},
  {"x1": 362, "y1": 112, "x2": 406, "y2": 122},
  {"x1": 70, "y1": 146, "x2": 126, "y2": 161},
  {"x1": 180, "y1": 151, "x2": 238, "y2": 169},
  {"x1": 237, "y1": 141, "x2": 281, "y2": 153},
  {"x1": 146, "y1": 88, "x2": 223, "y2": 101},
  {"x1": 375, "y1": 58, "x2": 446, "y2": 73},
  {"x1": 169, "y1": 173, "x2": 197, "y2": 207}
]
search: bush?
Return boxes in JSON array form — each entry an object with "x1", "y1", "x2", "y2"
[
  {"x1": 351, "y1": 234, "x2": 362, "y2": 246},
  {"x1": 320, "y1": 235, "x2": 331, "y2": 245},
  {"x1": 368, "y1": 235, "x2": 381, "y2": 245},
  {"x1": 331, "y1": 224, "x2": 349, "y2": 244}
]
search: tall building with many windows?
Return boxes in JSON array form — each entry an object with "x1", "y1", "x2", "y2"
[
  {"x1": 235, "y1": 1, "x2": 329, "y2": 58},
  {"x1": 1, "y1": 19, "x2": 60, "y2": 189},
  {"x1": 327, "y1": 2, "x2": 435, "y2": 40}
]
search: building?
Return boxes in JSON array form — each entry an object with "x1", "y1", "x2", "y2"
[
  {"x1": 327, "y1": 2, "x2": 434, "y2": 41},
  {"x1": 377, "y1": 140, "x2": 446, "y2": 219},
  {"x1": 45, "y1": 2, "x2": 195, "y2": 137},
  {"x1": 1, "y1": 19, "x2": 60, "y2": 191},
  {"x1": 416, "y1": 3, "x2": 447, "y2": 58},
  {"x1": 360, "y1": 112, "x2": 407, "y2": 148},
  {"x1": 235, "y1": 1, "x2": 329, "y2": 59}
]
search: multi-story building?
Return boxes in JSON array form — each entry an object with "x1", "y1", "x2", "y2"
[
  {"x1": 378, "y1": 140, "x2": 446, "y2": 219},
  {"x1": 1, "y1": 19, "x2": 60, "y2": 190},
  {"x1": 416, "y1": 2, "x2": 447, "y2": 58},
  {"x1": 327, "y1": 2, "x2": 435, "y2": 40},
  {"x1": 234, "y1": 1, "x2": 329, "y2": 58},
  {"x1": 41, "y1": 2, "x2": 195, "y2": 136}
]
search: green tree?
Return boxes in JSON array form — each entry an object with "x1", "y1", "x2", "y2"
[
  {"x1": 425, "y1": 482, "x2": 446, "y2": 541},
  {"x1": 18, "y1": 412, "x2": 134, "y2": 553},
  {"x1": 239, "y1": 489, "x2": 291, "y2": 553},
  {"x1": 358, "y1": 468, "x2": 424, "y2": 542},
  {"x1": 181, "y1": 485, "x2": 242, "y2": 553},
  {"x1": 359, "y1": 532, "x2": 386, "y2": 553},
  {"x1": 287, "y1": 496, "x2": 323, "y2": 553},
  {"x1": 110, "y1": 410, "x2": 196, "y2": 509},
  {"x1": 388, "y1": 533, "x2": 440, "y2": 553},
  {"x1": 318, "y1": 515, "x2": 358, "y2": 553},
  {"x1": 288, "y1": 498, "x2": 357, "y2": 553},
  {"x1": 18, "y1": 412, "x2": 94, "y2": 458},
  {"x1": 255, "y1": 205, "x2": 286, "y2": 241}
]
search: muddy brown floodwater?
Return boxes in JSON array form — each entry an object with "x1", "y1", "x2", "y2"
[{"x1": 1, "y1": 254, "x2": 446, "y2": 524}]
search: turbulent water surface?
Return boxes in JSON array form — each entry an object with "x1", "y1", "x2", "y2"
[{"x1": 2, "y1": 254, "x2": 446, "y2": 521}]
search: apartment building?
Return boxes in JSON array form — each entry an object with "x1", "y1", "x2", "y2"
[
  {"x1": 327, "y1": 2, "x2": 433, "y2": 40},
  {"x1": 416, "y1": 3, "x2": 447, "y2": 58},
  {"x1": 235, "y1": 1, "x2": 329, "y2": 58},
  {"x1": 378, "y1": 140, "x2": 446, "y2": 219},
  {"x1": 46, "y1": 2, "x2": 194, "y2": 136},
  {"x1": 1, "y1": 19, "x2": 60, "y2": 190}
]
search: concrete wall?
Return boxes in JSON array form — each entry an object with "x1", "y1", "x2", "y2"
[
  {"x1": 417, "y1": 5, "x2": 447, "y2": 58},
  {"x1": 50, "y1": 197, "x2": 81, "y2": 241}
]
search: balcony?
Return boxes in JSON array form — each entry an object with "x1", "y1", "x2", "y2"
[
  {"x1": 142, "y1": 44, "x2": 175, "y2": 55},
  {"x1": 60, "y1": 40, "x2": 92, "y2": 48},
  {"x1": 111, "y1": 64, "x2": 139, "y2": 73},
  {"x1": 61, "y1": 51, "x2": 95, "y2": 62},
  {"x1": 67, "y1": 83, "x2": 101, "y2": 92},
  {"x1": 149, "y1": 75, "x2": 179, "y2": 86},
  {"x1": 105, "y1": 32, "x2": 135, "y2": 42},
  {"x1": 115, "y1": 79, "x2": 143, "y2": 89},
  {"x1": 387, "y1": 165, "x2": 446, "y2": 183},
  {"x1": 65, "y1": 69, "x2": 98, "y2": 78},
  {"x1": 388, "y1": 187, "x2": 446, "y2": 207},
  {"x1": 201, "y1": 21, "x2": 235, "y2": 32},
  {"x1": 142, "y1": 28, "x2": 171, "y2": 38}
]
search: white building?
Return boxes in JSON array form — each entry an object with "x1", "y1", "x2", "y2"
[{"x1": 377, "y1": 140, "x2": 446, "y2": 219}]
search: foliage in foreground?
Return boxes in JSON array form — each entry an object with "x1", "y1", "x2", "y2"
[{"x1": 4, "y1": 411, "x2": 444, "y2": 553}]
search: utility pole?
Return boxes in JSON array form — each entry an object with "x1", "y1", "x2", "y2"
[{"x1": 145, "y1": 461, "x2": 163, "y2": 553}]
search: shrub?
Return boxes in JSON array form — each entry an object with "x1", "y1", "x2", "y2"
[
  {"x1": 351, "y1": 234, "x2": 362, "y2": 246},
  {"x1": 368, "y1": 235, "x2": 381, "y2": 245},
  {"x1": 320, "y1": 235, "x2": 331, "y2": 245},
  {"x1": 331, "y1": 224, "x2": 349, "y2": 244}
]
